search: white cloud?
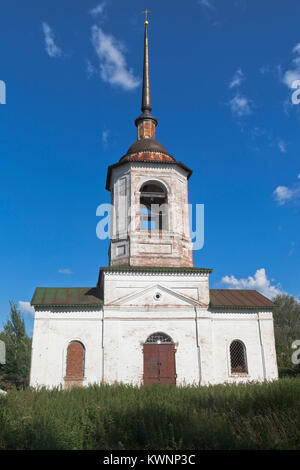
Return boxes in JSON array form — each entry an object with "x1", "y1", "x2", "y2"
[
  {"x1": 198, "y1": 0, "x2": 215, "y2": 9},
  {"x1": 42, "y1": 22, "x2": 62, "y2": 58},
  {"x1": 251, "y1": 127, "x2": 266, "y2": 139},
  {"x1": 273, "y1": 185, "x2": 295, "y2": 205},
  {"x1": 87, "y1": 59, "x2": 96, "y2": 78},
  {"x1": 18, "y1": 301, "x2": 35, "y2": 316},
  {"x1": 102, "y1": 129, "x2": 109, "y2": 144},
  {"x1": 221, "y1": 268, "x2": 283, "y2": 299},
  {"x1": 277, "y1": 139, "x2": 287, "y2": 153},
  {"x1": 228, "y1": 69, "x2": 252, "y2": 118},
  {"x1": 273, "y1": 175, "x2": 300, "y2": 205},
  {"x1": 58, "y1": 268, "x2": 72, "y2": 274},
  {"x1": 283, "y1": 70, "x2": 300, "y2": 89},
  {"x1": 89, "y1": 1, "x2": 108, "y2": 22},
  {"x1": 229, "y1": 94, "x2": 252, "y2": 117},
  {"x1": 91, "y1": 25, "x2": 140, "y2": 90},
  {"x1": 229, "y1": 68, "x2": 245, "y2": 89},
  {"x1": 89, "y1": 2, "x2": 106, "y2": 17},
  {"x1": 288, "y1": 241, "x2": 296, "y2": 257},
  {"x1": 293, "y1": 43, "x2": 300, "y2": 55},
  {"x1": 259, "y1": 64, "x2": 270, "y2": 75},
  {"x1": 282, "y1": 41, "x2": 300, "y2": 89}
]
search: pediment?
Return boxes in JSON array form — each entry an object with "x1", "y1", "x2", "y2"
[{"x1": 109, "y1": 284, "x2": 206, "y2": 307}]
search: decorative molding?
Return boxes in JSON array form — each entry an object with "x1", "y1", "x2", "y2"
[{"x1": 108, "y1": 283, "x2": 207, "y2": 307}]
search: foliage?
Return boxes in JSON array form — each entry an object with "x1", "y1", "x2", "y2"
[
  {"x1": 0, "y1": 378, "x2": 299, "y2": 450},
  {"x1": 0, "y1": 302, "x2": 32, "y2": 390},
  {"x1": 273, "y1": 295, "x2": 300, "y2": 376}
]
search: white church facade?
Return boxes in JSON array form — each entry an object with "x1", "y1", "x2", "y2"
[{"x1": 30, "y1": 20, "x2": 278, "y2": 389}]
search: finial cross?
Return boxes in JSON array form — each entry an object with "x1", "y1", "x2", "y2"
[{"x1": 143, "y1": 8, "x2": 151, "y2": 22}]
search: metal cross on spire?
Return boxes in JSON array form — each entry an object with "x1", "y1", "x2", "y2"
[
  {"x1": 142, "y1": 8, "x2": 151, "y2": 24},
  {"x1": 134, "y1": 8, "x2": 158, "y2": 130}
]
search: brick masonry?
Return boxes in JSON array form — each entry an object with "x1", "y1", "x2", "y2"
[{"x1": 65, "y1": 341, "x2": 85, "y2": 378}]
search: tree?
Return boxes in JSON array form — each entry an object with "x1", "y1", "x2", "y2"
[
  {"x1": 0, "y1": 302, "x2": 32, "y2": 388},
  {"x1": 273, "y1": 294, "x2": 300, "y2": 375}
]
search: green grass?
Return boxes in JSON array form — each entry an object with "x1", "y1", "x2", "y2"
[{"x1": 0, "y1": 378, "x2": 299, "y2": 450}]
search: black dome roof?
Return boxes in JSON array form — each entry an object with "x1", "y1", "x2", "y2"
[{"x1": 123, "y1": 138, "x2": 174, "y2": 160}]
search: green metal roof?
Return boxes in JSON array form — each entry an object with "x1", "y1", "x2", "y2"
[
  {"x1": 209, "y1": 289, "x2": 274, "y2": 309},
  {"x1": 30, "y1": 285, "x2": 274, "y2": 310},
  {"x1": 31, "y1": 287, "x2": 103, "y2": 308}
]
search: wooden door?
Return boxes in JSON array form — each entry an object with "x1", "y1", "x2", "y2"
[{"x1": 143, "y1": 344, "x2": 176, "y2": 385}]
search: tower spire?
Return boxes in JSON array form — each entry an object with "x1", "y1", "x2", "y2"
[
  {"x1": 142, "y1": 10, "x2": 151, "y2": 113},
  {"x1": 135, "y1": 12, "x2": 158, "y2": 140}
]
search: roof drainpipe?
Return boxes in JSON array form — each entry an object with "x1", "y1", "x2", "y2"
[
  {"x1": 194, "y1": 306, "x2": 202, "y2": 386},
  {"x1": 258, "y1": 312, "x2": 267, "y2": 381}
]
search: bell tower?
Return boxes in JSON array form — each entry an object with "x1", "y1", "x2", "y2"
[{"x1": 105, "y1": 17, "x2": 194, "y2": 268}]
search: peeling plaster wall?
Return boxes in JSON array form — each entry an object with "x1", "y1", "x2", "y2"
[
  {"x1": 30, "y1": 274, "x2": 278, "y2": 388},
  {"x1": 208, "y1": 310, "x2": 278, "y2": 384},
  {"x1": 103, "y1": 271, "x2": 210, "y2": 306},
  {"x1": 103, "y1": 318, "x2": 200, "y2": 386},
  {"x1": 109, "y1": 162, "x2": 194, "y2": 267},
  {"x1": 30, "y1": 308, "x2": 103, "y2": 388}
]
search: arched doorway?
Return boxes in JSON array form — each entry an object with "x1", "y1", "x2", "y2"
[{"x1": 143, "y1": 332, "x2": 176, "y2": 385}]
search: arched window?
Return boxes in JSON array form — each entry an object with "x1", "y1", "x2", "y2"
[
  {"x1": 230, "y1": 340, "x2": 248, "y2": 374},
  {"x1": 140, "y1": 182, "x2": 168, "y2": 231},
  {"x1": 145, "y1": 332, "x2": 173, "y2": 344},
  {"x1": 66, "y1": 341, "x2": 85, "y2": 378}
]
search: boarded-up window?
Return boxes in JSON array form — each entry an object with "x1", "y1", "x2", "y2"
[
  {"x1": 230, "y1": 340, "x2": 247, "y2": 374},
  {"x1": 66, "y1": 341, "x2": 85, "y2": 378}
]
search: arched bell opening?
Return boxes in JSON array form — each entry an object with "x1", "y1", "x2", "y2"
[{"x1": 140, "y1": 181, "x2": 168, "y2": 231}]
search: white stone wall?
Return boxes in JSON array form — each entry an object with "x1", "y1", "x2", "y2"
[
  {"x1": 101, "y1": 312, "x2": 278, "y2": 387},
  {"x1": 103, "y1": 318, "x2": 199, "y2": 386},
  {"x1": 100, "y1": 271, "x2": 208, "y2": 385},
  {"x1": 30, "y1": 308, "x2": 103, "y2": 388},
  {"x1": 208, "y1": 310, "x2": 278, "y2": 384},
  {"x1": 102, "y1": 271, "x2": 210, "y2": 306},
  {"x1": 109, "y1": 162, "x2": 193, "y2": 267},
  {"x1": 30, "y1": 272, "x2": 278, "y2": 388}
]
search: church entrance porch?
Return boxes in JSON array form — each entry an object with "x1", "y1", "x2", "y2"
[{"x1": 143, "y1": 333, "x2": 176, "y2": 385}]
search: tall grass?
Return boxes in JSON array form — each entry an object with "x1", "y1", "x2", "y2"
[{"x1": 0, "y1": 378, "x2": 299, "y2": 450}]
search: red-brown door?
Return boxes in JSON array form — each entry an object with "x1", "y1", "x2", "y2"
[{"x1": 143, "y1": 344, "x2": 176, "y2": 385}]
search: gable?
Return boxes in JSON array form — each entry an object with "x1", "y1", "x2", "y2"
[{"x1": 108, "y1": 284, "x2": 207, "y2": 307}]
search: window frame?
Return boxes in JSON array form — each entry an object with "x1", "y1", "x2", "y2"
[{"x1": 229, "y1": 339, "x2": 248, "y2": 376}]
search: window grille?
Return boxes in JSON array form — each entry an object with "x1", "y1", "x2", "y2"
[
  {"x1": 230, "y1": 340, "x2": 248, "y2": 374},
  {"x1": 146, "y1": 332, "x2": 173, "y2": 344}
]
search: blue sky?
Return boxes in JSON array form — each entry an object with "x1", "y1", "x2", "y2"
[{"x1": 0, "y1": 0, "x2": 299, "y2": 336}]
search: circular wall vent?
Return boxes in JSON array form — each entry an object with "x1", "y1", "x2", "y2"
[{"x1": 154, "y1": 292, "x2": 162, "y2": 301}]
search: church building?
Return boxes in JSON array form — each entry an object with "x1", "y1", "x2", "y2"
[{"x1": 30, "y1": 19, "x2": 278, "y2": 389}]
